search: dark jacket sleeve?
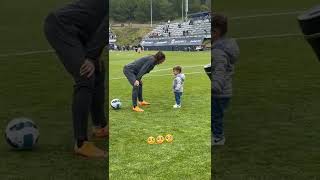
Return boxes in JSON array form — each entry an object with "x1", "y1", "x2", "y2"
[
  {"x1": 85, "y1": 20, "x2": 108, "y2": 61},
  {"x1": 212, "y1": 49, "x2": 227, "y2": 94},
  {"x1": 136, "y1": 59, "x2": 155, "y2": 80}
]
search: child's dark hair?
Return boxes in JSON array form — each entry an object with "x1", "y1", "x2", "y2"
[
  {"x1": 154, "y1": 51, "x2": 166, "y2": 64},
  {"x1": 173, "y1": 66, "x2": 182, "y2": 73},
  {"x1": 212, "y1": 13, "x2": 228, "y2": 36}
]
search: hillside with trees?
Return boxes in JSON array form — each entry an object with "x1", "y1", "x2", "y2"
[{"x1": 109, "y1": 0, "x2": 211, "y2": 23}]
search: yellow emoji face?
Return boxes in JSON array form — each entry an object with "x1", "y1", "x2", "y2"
[
  {"x1": 156, "y1": 135, "x2": 165, "y2": 144},
  {"x1": 165, "y1": 134, "x2": 173, "y2": 143},
  {"x1": 147, "y1": 136, "x2": 155, "y2": 144}
]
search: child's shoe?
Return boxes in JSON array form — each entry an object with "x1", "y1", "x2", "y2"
[
  {"x1": 74, "y1": 141, "x2": 107, "y2": 158},
  {"x1": 138, "y1": 101, "x2": 150, "y2": 106},
  {"x1": 173, "y1": 104, "x2": 181, "y2": 108},
  {"x1": 133, "y1": 106, "x2": 144, "y2": 112},
  {"x1": 212, "y1": 137, "x2": 225, "y2": 146}
]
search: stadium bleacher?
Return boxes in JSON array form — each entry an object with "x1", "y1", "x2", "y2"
[
  {"x1": 109, "y1": 27, "x2": 117, "y2": 49},
  {"x1": 109, "y1": 12, "x2": 211, "y2": 51},
  {"x1": 109, "y1": 27, "x2": 116, "y2": 42},
  {"x1": 141, "y1": 12, "x2": 211, "y2": 51},
  {"x1": 145, "y1": 12, "x2": 211, "y2": 40}
]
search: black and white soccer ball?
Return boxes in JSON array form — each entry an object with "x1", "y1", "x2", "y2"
[
  {"x1": 5, "y1": 118, "x2": 39, "y2": 150},
  {"x1": 111, "y1": 99, "x2": 122, "y2": 109}
]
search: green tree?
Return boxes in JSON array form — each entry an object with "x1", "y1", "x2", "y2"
[
  {"x1": 134, "y1": 0, "x2": 150, "y2": 22},
  {"x1": 153, "y1": 0, "x2": 176, "y2": 21},
  {"x1": 109, "y1": 0, "x2": 210, "y2": 23}
]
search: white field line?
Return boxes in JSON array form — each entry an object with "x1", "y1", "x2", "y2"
[
  {"x1": 109, "y1": 52, "x2": 206, "y2": 63},
  {"x1": 110, "y1": 97, "x2": 211, "y2": 105},
  {"x1": 230, "y1": 10, "x2": 306, "y2": 20},
  {"x1": 0, "y1": 10, "x2": 307, "y2": 58},
  {"x1": 235, "y1": 33, "x2": 302, "y2": 40},
  {"x1": 110, "y1": 65, "x2": 205, "y2": 80},
  {"x1": 110, "y1": 71, "x2": 203, "y2": 80},
  {"x1": 151, "y1": 65, "x2": 204, "y2": 73},
  {"x1": 0, "y1": 33, "x2": 304, "y2": 58},
  {"x1": 0, "y1": 49, "x2": 53, "y2": 57}
]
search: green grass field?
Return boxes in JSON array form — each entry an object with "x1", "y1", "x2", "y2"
[
  {"x1": 0, "y1": 0, "x2": 108, "y2": 179},
  {"x1": 109, "y1": 51, "x2": 211, "y2": 179},
  {"x1": 213, "y1": 0, "x2": 320, "y2": 179},
  {"x1": 3, "y1": 0, "x2": 320, "y2": 179}
]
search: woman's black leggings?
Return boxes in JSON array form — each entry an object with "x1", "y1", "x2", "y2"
[
  {"x1": 44, "y1": 13, "x2": 107, "y2": 142},
  {"x1": 123, "y1": 67, "x2": 143, "y2": 106}
]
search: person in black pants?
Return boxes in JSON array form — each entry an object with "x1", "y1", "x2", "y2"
[
  {"x1": 123, "y1": 51, "x2": 166, "y2": 112},
  {"x1": 44, "y1": 0, "x2": 108, "y2": 158}
]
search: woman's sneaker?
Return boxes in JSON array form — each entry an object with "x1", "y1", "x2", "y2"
[
  {"x1": 173, "y1": 104, "x2": 181, "y2": 108},
  {"x1": 133, "y1": 106, "x2": 144, "y2": 112},
  {"x1": 138, "y1": 101, "x2": 150, "y2": 106},
  {"x1": 212, "y1": 137, "x2": 225, "y2": 146},
  {"x1": 74, "y1": 141, "x2": 107, "y2": 158},
  {"x1": 92, "y1": 126, "x2": 109, "y2": 138}
]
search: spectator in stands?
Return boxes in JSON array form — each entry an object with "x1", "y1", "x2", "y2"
[
  {"x1": 165, "y1": 25, "x2": 169, "y2": 33},
  {"x1": 137, "y1": 44, "x2": 142, "y2": 53}
]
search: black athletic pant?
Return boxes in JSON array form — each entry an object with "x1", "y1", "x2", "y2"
[
  {"x1": 123, "y1": 67, "x2": 143, "y2": 107},
  {"x1": 44, "y1": 14, "x2": 107, "y2": 142}
]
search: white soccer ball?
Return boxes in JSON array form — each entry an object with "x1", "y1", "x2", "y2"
[
  {"x1": 5, "y1": 118, "x2": 39, "y2": 150},
  {"x1": 111, "y1": 99, "x2": 122, "y2": 109}
]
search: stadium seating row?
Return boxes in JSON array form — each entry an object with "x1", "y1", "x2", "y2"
[{"x1": 145, "y1": 18, "x2": 211, "y2": 39}]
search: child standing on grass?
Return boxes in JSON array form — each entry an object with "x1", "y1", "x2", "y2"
[
  {"x1": 212, "y1": 14, "x2": 240, "y2": 146},
  {"x1": 173, "y1": 66, "x2": 185, "y2": 108}
]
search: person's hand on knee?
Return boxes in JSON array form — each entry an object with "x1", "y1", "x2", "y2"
[
  {"x1": 80, "y1": 59, "x2": 95, "y2": 78},
  {"x1": 134, "y1": 80, "x2": 140, "y2": 86}
]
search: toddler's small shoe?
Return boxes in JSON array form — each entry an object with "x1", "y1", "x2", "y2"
[
  {"x1": 212, "y1": 137, "x2": 225, "y2": 146},
  {"x1": 173, "y1": 104, "x2": 181, "y2": 108}
]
